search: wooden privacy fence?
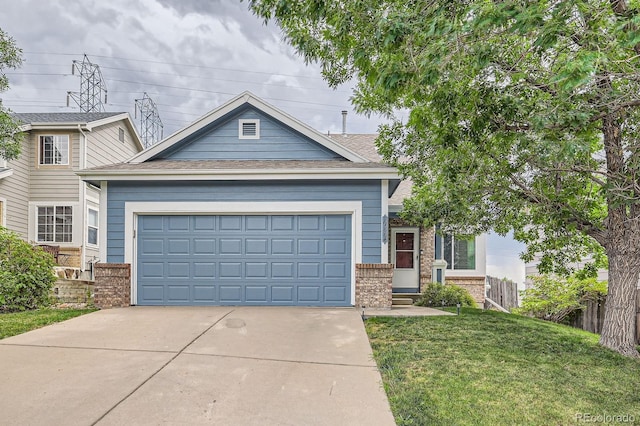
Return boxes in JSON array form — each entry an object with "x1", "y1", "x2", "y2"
[
  {"x1": 570, "y1": 289, "x2": 640, "y2": 344},
  {"x1": 485, "y1": 276, "x2": 519, "y2": 311}
]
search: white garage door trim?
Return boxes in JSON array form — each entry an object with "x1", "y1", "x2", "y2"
[{"x1": 124, "y1": 201, "x2": 363, "y2": 305}]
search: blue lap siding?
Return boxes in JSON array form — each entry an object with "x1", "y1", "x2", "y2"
[{"x1": 106, "y1": 180, "x2": 382, "y2": 264}]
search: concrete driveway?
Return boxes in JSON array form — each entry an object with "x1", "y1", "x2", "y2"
[{"x1": 0, "y1": 307, "x2": 395, "y2": 425}]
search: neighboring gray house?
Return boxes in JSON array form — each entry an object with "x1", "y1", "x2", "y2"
[{"x1": 0, "y1": 112, "x2": 143, "y2": 272}]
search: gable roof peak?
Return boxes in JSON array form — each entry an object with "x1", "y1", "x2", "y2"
[{"x1": 128, "y1": 92, "x2": 369, "y2": 164}]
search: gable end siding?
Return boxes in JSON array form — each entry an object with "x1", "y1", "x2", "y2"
[
  {"x1": 106, "y1": 180, "x2": 382, "y2": 263},
  {"x1": 163, "y1": 108, "x2": 341, "y2": 161},
  {"x1": 87, "y1": 121, "x2": 141, "y2": 168},
  {"x1": 0, "y1": 135, "x2": 30, "y2": 237}
]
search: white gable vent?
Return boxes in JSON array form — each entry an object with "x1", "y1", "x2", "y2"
[{"x1": 239, "y1": 119, "x2": 260, "y2": 139}]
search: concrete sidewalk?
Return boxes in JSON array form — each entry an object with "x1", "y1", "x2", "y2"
[{"x1": 0, "y1": 307, "x2": 395, "y2": 426}]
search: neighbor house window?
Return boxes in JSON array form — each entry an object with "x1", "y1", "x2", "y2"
[
  {"x1": 239, "y1": 119, "x2": 260, "y2": 139},
  {"x1": 39, "y1": 135, "x2": 69, "y2": 165},
  {"x1": 37, "y1": 206, "x2": 73, "y2": 242},
  {"x1": 443, "y1": 235, "x2": 476, "y2": 270},
  {"x1": 118, "y1": 127, "x2": 125, "y2": 142},
  {"x1": 87, "y1": 208, "x2": 98, "y2": 246}
]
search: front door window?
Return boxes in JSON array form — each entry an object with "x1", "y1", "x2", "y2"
[{"x1": 395, "y1": 232, "x2": 414, "y2": 268}]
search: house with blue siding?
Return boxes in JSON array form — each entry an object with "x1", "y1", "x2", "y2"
[
  {"x1": 80, "y1": 92, "x2": 402, "y2": 307},
  {"x1": 79, "y1": 92, "x2": 486, "y2": 307}
]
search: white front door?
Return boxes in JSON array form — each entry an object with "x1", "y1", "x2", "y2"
[{"x1": 391, "y1": 227, "x2": 419, "y2": 289}]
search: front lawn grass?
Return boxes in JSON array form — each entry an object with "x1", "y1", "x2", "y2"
[
  {"x1": 365, "y1": 308, "x2": 640, "y2": 426},
  {"x1": 0, "y1": 308, "x2": 97, "y2": 339}
]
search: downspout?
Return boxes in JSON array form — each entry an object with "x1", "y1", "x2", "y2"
[{"x1": 78, "y1": 124, "x2": 88, "y2": 273}]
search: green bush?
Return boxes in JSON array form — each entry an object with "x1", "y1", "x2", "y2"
[
  {"x1": 514, "y1": 274, "x2": 607, "y2": 323},
  {"x1": 415, "y1": 282, "x2": 477, "y2": 308},
  {"x1": 0, "y1": 227, "x2": 56, "y2": 312}
]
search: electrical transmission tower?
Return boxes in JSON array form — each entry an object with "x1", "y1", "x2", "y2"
[
  {"x1": 67, "y1": 54, "x2": 108, "y2": 112},
  {"x1": 135, "y1": 92, "x2": 164, "y2": 148}
]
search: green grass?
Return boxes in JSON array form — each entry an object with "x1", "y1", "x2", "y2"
[
  {"x1": 0, "y1": 308, "x2": 97, "y2": 339},
  {"x1": 365, "y1": 308, "x2": 640, "y2": 426}
]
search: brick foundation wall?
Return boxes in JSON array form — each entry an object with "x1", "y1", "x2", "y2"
[
  {"x1": 446, "y1": 276, "x2": 486, "y2": 306},
  {"x1": 94, "y1": 263, "x2": 131, "y2": 309},
  {"x1": 355, "y1": 263, "x2": 394, "y2": 309}
]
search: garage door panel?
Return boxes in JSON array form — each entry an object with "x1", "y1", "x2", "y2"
[
  {"x1": 272, "y1": 239, "x2": 294, "y2": 254},
  {"x1": 246, "y1": 239, "x2": 268, "y2": 254},
  {"x1": 219, "y1": 285, "x2": 242, "y2": 302},
  {"x1": 193, "y1": 285, "x2": 216, "y2": 302},
  {"x1": 168, "y1": 216, "x2": 189, "y2": 231},
  {"x1": 298, "y1": 239, "x2": 320, "y2": 254},
  {"x1": 245, "y1": 286, "x2": 268, "y2": 302},
  {"x1": 141, "y1": 239, "x2": 164, "y2": 255},
  {"x1": 246, "y1": 262, "x2": 268, "y2": 278},
  {"x1": 137, "y1": 214, "x2": 351, "y2": 306},
  {"x1": 141, "y1": 285, "x2": 164, "y2": 302},
  {"x1": 271, "y1": 286, "x2": 294, "y2": 302},
  {"x1": 220, "y1": 239, "x2": 242, "y2": 254},
  {"x1": 193, "y1": 239, "x2": 216, "y2": 255},
  {"x1": 167, "y1": 239, "x2": 189, "y2": 255},
  {"x1": 219, "y1": 262, "x2": 242, "y2": 278},
  {"x1": 298, "y1": 286, "x2": 321, "y2": 302},
  {"x1": 167, "y1": 285, "x2": 190, "y2": 302},
  {"x1": 220, "y1": 216, "x2": 242, "y2": 230}
]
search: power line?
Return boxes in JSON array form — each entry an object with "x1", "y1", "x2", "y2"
[{"x1": 23, "y1": 51, "x2": 328, "y2": 81}]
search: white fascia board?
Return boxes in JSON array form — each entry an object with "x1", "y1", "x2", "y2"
[
  {"x1": 125, "y1": 200, "x2": 363, "y2": 305},
  {"x1": 0, "y1": 169, "x2": 13, "y2": 179},
  {"x1": 128, "y1": 91, "x2": 370, "y2": 164},
  {"x1": 27, "y1": 123, "x2": 90, "y2": 130},
  {"x1": 78, "y1": 168, "x2": 400, "y2": 182}
]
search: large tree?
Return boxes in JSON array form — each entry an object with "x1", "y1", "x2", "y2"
[
  {"x1": 0, "y1": 27, "x2": 23, "y2": 161},
  {"x1": 249, "y1": 0, "x2": 640, "y2": 357}
]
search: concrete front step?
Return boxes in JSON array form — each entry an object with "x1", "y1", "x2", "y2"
[{"x1": 392, "y1": 297, "x2": 414, "y2": 306}]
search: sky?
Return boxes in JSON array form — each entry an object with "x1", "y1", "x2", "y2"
[{"x1": 0, "y1": 0, "x2": 526, "y2": 285}]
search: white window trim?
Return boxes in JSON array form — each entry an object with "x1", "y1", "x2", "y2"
[
  {"x1": 87, "y1": 207, "x2": 99, "y2": 247},
  {"x1": 34, "y1": 204, "x2": 74, "y2": 244},
  {"x1": 38, "y1": 134, "x2": 70, "y2": 166},
  {"x1": 124, "y1": 201, "x2": 363, "y2": 306},
  {"x1": 0, "y1": 198, "x2": 6, "y2": 227},
  {"x1": 238, "y1": 119, "x2": 260, "y2": 139},
  {"x1": 444, "y1": 234, "x2": 487, "y2": 277}
]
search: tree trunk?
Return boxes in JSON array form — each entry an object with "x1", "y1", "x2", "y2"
[{"x1": 599, "y1": 251, "x2": 640, "y2": 357}]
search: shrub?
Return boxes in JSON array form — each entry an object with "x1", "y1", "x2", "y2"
[
  {"x1": 514, "y1": 274, "x2": 607, "y2": 323},
  {"x1": 415, "y1": 282, "x2": 477, "y2": 308},
  {"x1": 0, "y1": 227, "x2": 56, "y2": 312}
]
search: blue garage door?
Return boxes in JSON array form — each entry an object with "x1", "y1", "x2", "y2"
[{"x1": 136, "y1": 214, "x2": 352, "y2": 306}]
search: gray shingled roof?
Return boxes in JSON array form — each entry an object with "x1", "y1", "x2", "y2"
[
  {"x1": 330, "y1": 134, "x2": 412, "y2": 206},
  {"x1": 12, "y1": 112, "x2": 124, "y2": 125},
  {"x1": 83, "y1": 159, "x2": 395, "y2": 172}
]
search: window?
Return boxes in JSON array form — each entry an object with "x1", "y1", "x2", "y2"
[
  {"x1": 443, "y1": 235, "x2": 476, "y2": 270},
  {"x1": 239, "y1": 119, "x2": 260, "y2": 139},
  {"x1": 37, "y1": 206, "x2": 72, "y2": 242},
  {"x1": 39, "y1": 135, "x2": 69, "y2": 165},
  {"x1": 87, "y1": 208, "x2": 98, "y2": 246},
  {"x1": 118, "y1": 127, "x2": 125, "y2": 142}
]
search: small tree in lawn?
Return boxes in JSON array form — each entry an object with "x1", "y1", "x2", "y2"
[
  {"x1": 250, "y1": 0, "x2": 640, "y2": 356},
  {"x1": 0, "y1": 27, "x2": 23, "y2": 161}
]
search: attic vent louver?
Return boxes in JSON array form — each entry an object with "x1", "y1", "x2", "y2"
[{"x1": 239, "y1": 119, "x2": 260, "y2": 139}]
